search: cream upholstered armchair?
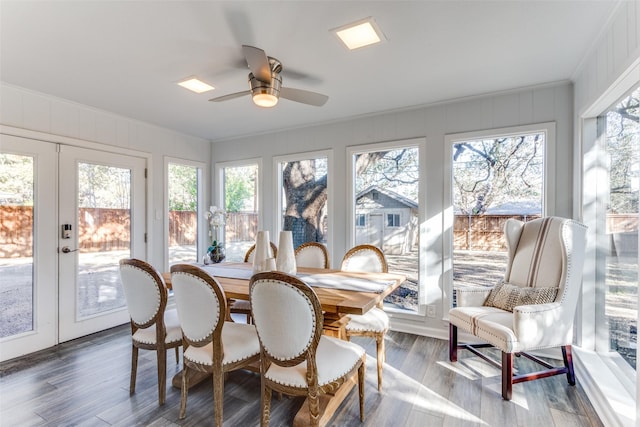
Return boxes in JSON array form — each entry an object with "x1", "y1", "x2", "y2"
[
  {"x1": 448, "y1": 216, "x2": 587, "y2": 400},
  {"x1": 249, "y1": 271, "x2": 366, "y2": 427},
  {"x1": 119, "y1": 258, "x2": 182, "y2": 406}
]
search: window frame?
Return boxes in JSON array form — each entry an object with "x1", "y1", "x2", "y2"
[
  {"x1": 273, "y1": 149, "x2": 333, "y2": 255},
  {"x1": 164, "y1": 156, "x2": 207, "y2": 270},
  {"x1": 442, "y1": 122, "x2": 556, "y2": 318},
  {"x1": 214, "y1": 157, "x2": 263, "y2": 246},
  {"x1": 347, "y1": 137, "x2": 426, "y2": 315}
]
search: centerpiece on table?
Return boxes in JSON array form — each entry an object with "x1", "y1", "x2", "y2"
[{"x1": 206, "y1": 205, "x2": 226, "y2": 263}]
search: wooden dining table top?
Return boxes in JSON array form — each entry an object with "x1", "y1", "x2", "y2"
[{"x1": 163, "y1": 262, "x2": 406, "y2": 316}]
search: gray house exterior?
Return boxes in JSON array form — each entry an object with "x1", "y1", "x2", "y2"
[{"x1": 355, "y1": 186, "x2": 418, "y2": 254}]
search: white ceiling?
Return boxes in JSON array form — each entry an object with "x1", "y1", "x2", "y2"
[{"x1": 0, "y1": 1, "x2": 617, "y2": 142}]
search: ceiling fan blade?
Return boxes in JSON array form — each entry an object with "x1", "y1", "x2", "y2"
[
  {"x1": 280, "y1": 87, "x2": 328, "y2": 107},
  {"x1": 209, "y1": 90, "x2": 251, "y2": 102},
  {"x1": 242, "y1": 45, "x2": 271, "y2": 83}
]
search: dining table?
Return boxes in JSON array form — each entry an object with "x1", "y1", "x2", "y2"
[{"x1": 163, "y1": 261, "x2": 406, "y2": 427}]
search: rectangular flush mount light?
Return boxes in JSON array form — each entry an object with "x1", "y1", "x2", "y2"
[
  {"x1": 177, "y1": 77, "x2": 214, "y2": 93},
  {"x1": 332, "y1": 17, "x2": 385, "y2": 50}
]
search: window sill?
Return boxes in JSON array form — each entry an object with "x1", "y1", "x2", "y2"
[{"x1": 573, "y1": 347, "x2": 636, "y2": 427}]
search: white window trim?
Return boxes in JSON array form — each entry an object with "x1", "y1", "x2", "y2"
[
  {"x1": 273, "y1": 150, "x2": 333, "y2": 257},
  {"x1": 442, "y1": 122, "x2": 556, "y2": 319},
  {"x1": 164, "y1": 156, "x2": 207, "y2": 270},
  {"x1": 578, "y1": 59, "x2": 640, "y2": 427},
  {"x1": 347, "y1": 137, "x2": 426, "y2": 315},
  {"x1": 214, "y1": 157, "x2": 263, "y2": 234}
]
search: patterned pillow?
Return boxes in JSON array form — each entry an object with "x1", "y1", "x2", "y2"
[{"x1": 483, "y1": 282, "x2": 558, "y2": 312}]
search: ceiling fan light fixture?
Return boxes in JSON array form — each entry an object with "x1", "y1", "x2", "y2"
[
  {"x1": 177, "y1": 77, "x2": 214, "y2": 93},
  {"x1": 332, "y1": 17, "x2": 385, "y2": 50},
  {"x1": 253, "y1": 93, "x2": 279, "y2": 108}
]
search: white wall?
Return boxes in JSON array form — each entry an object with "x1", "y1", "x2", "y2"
[
  {"x1": 211, "y1": 82, "x2": 575, "y2": 336},
  {"x1": 0, "y1": 82, "x2": 212, "y2": 269}
]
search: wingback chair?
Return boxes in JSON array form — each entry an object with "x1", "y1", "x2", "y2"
[
  {"x1": 448, "y1": 216, "x2": 587, "y2": 400},
  {"x1": 119, "y1": 258, "x2": 182, "y2": 406}
]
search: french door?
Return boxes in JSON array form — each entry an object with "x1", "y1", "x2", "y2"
[
  {"x1": 58, "y1": 145, "x2": 146, "y2": 341},
  {"x1": 0, "y1": 136, "x2": 146, "y2": 360}
]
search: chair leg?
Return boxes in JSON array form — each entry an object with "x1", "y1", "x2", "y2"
[
  {"x1": 130, "y1": 345, "x2": 138, "y2": 394},
  {"x1": 175, "y1": 346, "x2": 179, "y2": 362},
  {"x1": 376, "y1": 332, "x2": 385, "y2": 391},
  {"x1": 449, "y1": 324, "x2": 458, "y2": 362},
  {"x1": 179, "y1": 366, "x2": 189, "y2": 419},
  {"x1": 157, "y1": 348, "x2": 167, "y2": 405},
  {"x1": 502, "y1": 352, "x2": 513, "y2": 400},
  {"x1": 308, "y1": 391, "x2": 320, "y2": 427},
  {"x1": 562, "y1": 345, "x2": 576, "y2": 386},
  {"x1": 358, "y1": 359, "x2": 365, "y2": 422},
  {"x1": 261, "y1": 382, "x2": 272, "y2": 427},
  {"x1": 213, "y1": 367, "x2": 224, "y2": 427}
]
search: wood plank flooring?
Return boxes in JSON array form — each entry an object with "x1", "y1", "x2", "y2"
[{"x1": 0, "y1": 325, "x2": 603, "y2": 426}]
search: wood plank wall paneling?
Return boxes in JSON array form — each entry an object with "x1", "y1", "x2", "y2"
[{"x1": 0, "y1": 325, "x2": 603, "y2": 427}]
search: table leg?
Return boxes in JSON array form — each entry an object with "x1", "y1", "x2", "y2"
[
  {"x1": 321, "y1": 313, "x2": 349, "y2": 340},
  {"x1": 293, "y1": 375, "x2": 357, "y2": 427}
]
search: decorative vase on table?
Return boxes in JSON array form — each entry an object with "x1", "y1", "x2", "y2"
[
  {"x1": 206, "y1": 206, "x2": 226, "y2": 264},
  {"x1": 276, "y1": 230, "x2": 297, "y2": 275}
]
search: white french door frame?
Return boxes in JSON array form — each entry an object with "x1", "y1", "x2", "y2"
[{"x1": 0, "y1": 125, "x2": 152, "y2": 354}]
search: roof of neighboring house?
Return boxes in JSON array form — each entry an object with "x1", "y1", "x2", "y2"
[{"x1": 356, "y1": 185, "x2": 419, "y2": 209}]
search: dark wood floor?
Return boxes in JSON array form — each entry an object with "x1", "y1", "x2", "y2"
[{"x1": 0, "y1": 324, "x2": 603, "y2": 426}]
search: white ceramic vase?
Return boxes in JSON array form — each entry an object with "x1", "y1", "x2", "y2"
[
  {"x1": 276, "y1": 231, "x2": 297, "y2": 275},
  {"x1": 252, "y1": 230, "x2": 272, "y2": 274}
]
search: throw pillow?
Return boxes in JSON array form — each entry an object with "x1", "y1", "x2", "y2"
[{"x1": 483, "y1": 282, "x2": 558, "y2": 312}]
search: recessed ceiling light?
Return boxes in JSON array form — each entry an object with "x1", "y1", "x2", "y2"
[
  {"x1": 332, "y1": 17, "x2": 385, "y2": 50},
  {"x1": 177, "y1": 78, "x2": 214, "y2": 94}
]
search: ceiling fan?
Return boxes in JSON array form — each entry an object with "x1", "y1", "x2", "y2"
[{"x1": 209, "y1": 45, "x2": 328, "y2": 108}]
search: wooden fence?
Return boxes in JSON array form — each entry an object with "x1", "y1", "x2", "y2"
[{"x1": 2, "y1": 206, "x2": 638, "y2": 257}]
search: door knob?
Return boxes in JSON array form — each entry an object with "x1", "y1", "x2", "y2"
[{"x1": 61, "y1": 246, "x2": 78, "y2": 253}]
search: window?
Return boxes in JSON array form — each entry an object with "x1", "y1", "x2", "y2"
[
  {"x1": 387, "y1": 213, "x2": 400, "y2": 227},
  {"x1": 444, "y1": 123, "x2": 555, "y2": 310},
  {"x1": 275, "y1": 151, "x2": 331, "y2": 250},
  {"x1": 597, "y1": 87, "x2": 639, "y2": 370},
  {"x1": 348, "y1": 139, "x2": 422, "y2": 313},
  {"x1": 216, "y1": 160, "x2": 260, "y2": 262},
  {"x1": 166, "y1": 159, "x2": 205, "y2": 266}
]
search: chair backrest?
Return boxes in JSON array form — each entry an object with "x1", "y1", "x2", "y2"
[
  {"x1": 295, "y1": 242, "x2": 330, "y2": 269},
  {"x1": 249, "y1": 272, "x2": 322, "y2": 367},
  {"x1": 503, "y1": 217, "x2": 587, "y2": 308},
  {"x1": 119, "y1": 258, "x2": 167, "y2": 329},
  {"x1": 341, "y1": 244, "x2": 388, "y2": 273},
  {"x1": 170, "y1": 264, "x2": 226, "y2": 349},
  {"x1": 244, "y1": 242, "x2": 278, "y2": 263}
]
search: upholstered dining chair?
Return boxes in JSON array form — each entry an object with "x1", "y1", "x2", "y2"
[
  {"x1": 228, "y1": 241, "x2": 280, "y2": 323},
  {"x1": 249, "y1": 271, "x2": 366, "y2": 427},
  {"x1": 294, "y1": 241, "x2": 330, "y2": 269},
  {"x1": 170, "y1": 264, "x2": 260, "y2": 425},
  {"x1": 243, "y1": 241, "x2": 278, "y2": 263},
  {"x1": 118, "y1": 258, "x2": 182, "y2": 406},
  {"x1": 448, "y1": 216, "x2": 587, "y2": 400},
  {"x1": 340, "y1": 244, "x2": 389, "y2": 391}
]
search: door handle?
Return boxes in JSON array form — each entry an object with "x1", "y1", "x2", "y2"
[{"x1": 60, "y1": 246, "x2": 78, "y2": 253}]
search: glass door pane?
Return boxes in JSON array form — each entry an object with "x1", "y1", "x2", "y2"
[
  {"x1": 0, "y1": 153, "x2": 35, "y2": 337},
  {"x1": 76, "y1": 162, "x2": 131, "y2": 318}
]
